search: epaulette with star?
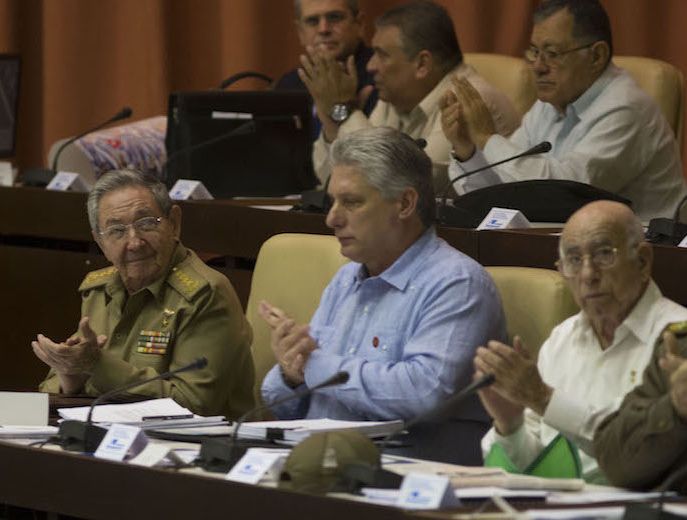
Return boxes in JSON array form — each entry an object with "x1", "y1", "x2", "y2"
[
  {"x1": 78, "y1": 266, "x2": 117, "y2": 292},
  {"x1": 167, "y1": 265, "x2": 207, "y2": 301},
  {"x1": 665, "y1": 321, "x2": 687, "y2": 338}
]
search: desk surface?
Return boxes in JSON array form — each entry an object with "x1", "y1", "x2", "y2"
[{"x1": 0, "y1": 440, "x2": 408, "y2": 520}]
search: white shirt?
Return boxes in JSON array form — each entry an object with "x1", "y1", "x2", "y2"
[
  {"x1": 449, "y1": 64, "x2": 687, "y2": 222},
  {"x1": 314, "y1": 63, "x2": 520, "y2": 191},
  {"x1": 481, "y1": 281, "x2": 687, "y2": 482}
]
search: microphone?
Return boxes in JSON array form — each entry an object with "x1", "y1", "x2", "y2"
[
  {"x1": 217, "y1": 71, "x2": 273, "y2": 90},
  {"x1": 198, "y1": 370, "x2": 350, "y2": 472},
  {"x1": 438, "y1": 141, "x2": 552, "y2": 227},
  {"x1": 22, "y1": 106, "x2": 133, "y2": 187},
  {"x1": 338, "y1": 373, "x2": 496, "y2": 491},
  {"x1": 57, "y1": 357, "x2": 208, "y2": 453},
  {"x1": 52, "y1": 106, "x2": 133, "y2": 173},
  {"x1": 162, "y1": 120, "x2": 257, "y2": 184}
]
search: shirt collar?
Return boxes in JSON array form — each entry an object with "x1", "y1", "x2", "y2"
[
  {"x1": 411, "y1": 64, "x2": 461, "y2": 121},
  {"x1": 353, "y1": 227, "x2": 437, "y2": 291},
  {"x1": 559, "y1": 64, "x2": 617, "y2": 121},
  {"x1": 620, "y1": 280, "x2": 663, "y2": 345}
]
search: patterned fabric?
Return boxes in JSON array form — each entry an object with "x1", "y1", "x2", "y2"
[{"x1": 75, "y1": 116, "x2": 167, "y2": 180}]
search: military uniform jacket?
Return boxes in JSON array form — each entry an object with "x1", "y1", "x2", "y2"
[
  {"x1": 595, "y1": 322, "x2": 687, "y2": 492},
  {"x1": 39, "y1": 244, "x2": 255, "y2": 419}
]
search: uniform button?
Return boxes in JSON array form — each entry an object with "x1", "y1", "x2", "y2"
[
  {"x1": 348, "y1": 347, "x2": 355, "y2": 354},
  {"x1": 363, "y1": 306, "x2": 369, "y2": 313},
  {"x1": 114, "y1": 333, "x2": 123, "y2": 340},
  {"x1": 381, "y1": 345, "x2": 388, "y2": 351},
  {"x1": 82, "y1": 290, "x2": 90, "y2": 298}
]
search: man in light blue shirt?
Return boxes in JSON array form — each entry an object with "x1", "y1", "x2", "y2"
[
  {"x1": 441, "y1": 0, "x2": 687, "y2": 222},
  {"x1": 260, "y1": 126, "x2": 506, "y2": 463}
]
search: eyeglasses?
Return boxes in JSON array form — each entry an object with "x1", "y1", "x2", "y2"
[
  {"x1": 556, "y1": 246, "x2": 619, "y2": 277},
  {"x1": 524, "y1": 42, "x2": 596, "y2": 65},
  {"x1": 301, "y1": 10, "x2": 350, "y2": 28},
  {"x1": 98, "y1": 216, "x2": 164, "y2": 242}
]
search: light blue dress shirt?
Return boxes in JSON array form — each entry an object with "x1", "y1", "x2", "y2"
[
  {"x1": 449, "y1": 64, "x2": 687, "y2": 222},
  {"x1": 262, "y1": 228, "x2": 507, "y2": 425}
]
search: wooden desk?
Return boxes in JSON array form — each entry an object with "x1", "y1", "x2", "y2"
[
  {"x1": 2, "y1": 186, "x2": 686, "y2": 391},
  {"x1": 0, "y1": 441, "x2": 406, "y2": 519}
]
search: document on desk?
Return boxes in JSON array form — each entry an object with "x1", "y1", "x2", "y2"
[
  {"x1": 238, "y1": 418, "x2": 403, "y2": 443},
  {"x1": 0, "y1": 425, "x2": 58, "y2": 439},
  {"x1": 57, "y1": 397, "x2": 226, "y2": 428}
]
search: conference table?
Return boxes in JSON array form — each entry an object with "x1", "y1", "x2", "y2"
[{"x1": 1, "y1": 185, "x2": 686, "y2": 393}]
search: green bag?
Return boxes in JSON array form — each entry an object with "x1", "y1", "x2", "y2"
[{"x1": 484, "y1": 433, "x2": 582, "y2": 479}]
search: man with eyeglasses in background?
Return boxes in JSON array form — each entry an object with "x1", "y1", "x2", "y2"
[
  {"x1": 472, "y1": 200, "x2": 687, "y2": 482},
  {"x1": 275, "y1": 0, "x2": 376, "y2": 139},
  {"x1": 441, "y1": 0, "x2": 687, "y2": 222},
  {"x1": 33, "y1": 170, "x2": 255, "y2": 419}
]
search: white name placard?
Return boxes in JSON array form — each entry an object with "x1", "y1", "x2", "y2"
[
  {"x1": 94, "y1": 424, "x2": 148, "y2": 462},
  {"x1": 477, "y1": 207, "x2": 531, "y2": 230},
  {"x1": 397, "y1": 472, "x2": 461, "y2": 510},
  {"x1": 0, "y1": 161, "x2": 15, "y2": 187},
  {"x1": 46, "y1": 171, "x2": 91, "y2": 192},
  {"x1": 169, "y1": 179, "x2": 214, "y2": 200},
  {"x1": 226, "y1": 448, "x2": 286, "y2": 485}
]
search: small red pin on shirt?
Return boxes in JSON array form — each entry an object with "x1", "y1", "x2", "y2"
[{"x1": 372, "y1": 336, "x2": 379, "y2": 348}]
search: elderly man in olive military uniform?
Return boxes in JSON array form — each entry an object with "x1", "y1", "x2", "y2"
[
  {"x1": 595, "y1": 323, "x2": 687, "y2": 492},
  {"x1": 33, "y1": 169, "x2": 254, "y2": 418}
]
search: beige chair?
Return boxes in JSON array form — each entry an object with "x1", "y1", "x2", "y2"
[
  {"x1": 485, "y1": 266, "x2": 579, "y2": 355},
  {"x1": 464, "y1": 52, "x2": 537, "y2": 117},
  {"x1": 614, "y1": 56, "x2": 684, "y2": 143},
  {"x1": 245, "y1": 233, "x2": 347, "y2": 409}
]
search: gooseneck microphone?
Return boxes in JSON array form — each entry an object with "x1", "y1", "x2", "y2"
[
  {"x1": 339, "y1": 373, "x2": 496, "y2": 491},
  {"x1": 198, "y1": 370, "x2": 350, "y2": 472},
  {"x1": 438, "y1": 141, "x2": 552, "y2": 226},
  {"x1": 51, "y1": 106, "x2": 134, "y2": 173},
  {"x1": 58, "y1": 357, "x2": 208, "y2": 453}
]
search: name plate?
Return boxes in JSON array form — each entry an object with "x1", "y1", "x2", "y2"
[
  {"x1": 0, "y1": 161, "x2": 15, "y2": 187},
  {"x1": 94, "y1": 424, "x2": 148, "y2": 462},
  {"x1": 46, "y1": 171, "x2": 91, "y2": 192},
  {"x1": 477, "y1": 207, "x2": 531, "y2": 230},
  {"x1": 169, "y1": 179, "x2": 214, "y2": 200},
  {"x1": 397, "y1": 472, "x2": 461, "y2": 510},
  {"x1": 226, "y1": 448, "x2": 286, "y2": 484}
]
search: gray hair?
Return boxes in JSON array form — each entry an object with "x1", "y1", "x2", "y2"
[
  {"x1": 330, "y1": 127, "x2": 435, "y2": 227},
  {"x1": 294, "y1": 0, "x2": 359, "y2": 19},
  {"x1": 87, "y1": 169, "x2": 172, "y2": 232},
  {"x1": 376, "y1": 0, "x2": 462, "y2": 74}
]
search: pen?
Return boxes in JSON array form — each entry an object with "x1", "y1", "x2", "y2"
[{"x1": 141, "y1": 414, "x2": 194, "y2": 421}]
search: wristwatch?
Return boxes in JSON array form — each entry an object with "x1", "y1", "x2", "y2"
[{"x1": 329, "y1": 102, "x2": 355, "y2": 124}]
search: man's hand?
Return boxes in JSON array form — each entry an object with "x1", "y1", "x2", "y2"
[
  {"x1": 659, "y1": 331, "x2": 687, "y2": 419},
  {"x1": 450, "y1": 76, "x2": 496, "y2": 151},
  {"x1": 475, "y1": 369, "x2": 525, "y2": 436},
  {"x1": 258, "y1": 300, "x2": 316, "y2": 386},
  {"x1": 474, "y1": 336, "x2": 553, "y2": 424},
  {"x1": 439, "y1": 89, "x2": 475, "y2": 160},
  {"x1": 298, "y1": 47, "x2": 358, "y2": 142},
  {"x1": 32, "y1": 317, "x2": 106, "y2": 394}
]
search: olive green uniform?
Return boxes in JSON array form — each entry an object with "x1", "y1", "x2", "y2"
[
  {"x1": 594, "y1": 322, "x2": 687, "y2": 492},
  {"x1": 39, "y1": 244, "x2": 255, "y2": 419}
]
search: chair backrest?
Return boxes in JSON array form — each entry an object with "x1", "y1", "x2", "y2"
[
  {"x1": 245, "y1": 233, "x2": 347, "y2": 407},
  {"x1": 464, "y1": 52, "x2": 537, "y2": 117},
  {"x1": 614, "y1": 56, "x2": 684, "y2": 144},
  {"x1": 485, "y1": 266, "x2": 579, "y2": 355}
]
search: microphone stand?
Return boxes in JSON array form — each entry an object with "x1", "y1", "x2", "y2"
[
  {"x1": 437, "y1": 142, "x2": 551, "y2": 228},
  {"x1": 197, "y1": 371, "x2": 349, "y2": 473},
  {"x1": 57, "y1": 357, "x2": 207, "y2": 453},
  {"x1": 23, "y1": 107, "x2": 134, "y2": 188},
  {"x1": 339, "y1": 374, "x2": 496, "y2": 491}
]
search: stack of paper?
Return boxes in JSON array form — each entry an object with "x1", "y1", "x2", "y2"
[
  {"x1": 57, "y1": 397, "x2": 227, "y2": 429},
  {"x1": 238, "y1": 418, "x2": 403, "y2": 443}
]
